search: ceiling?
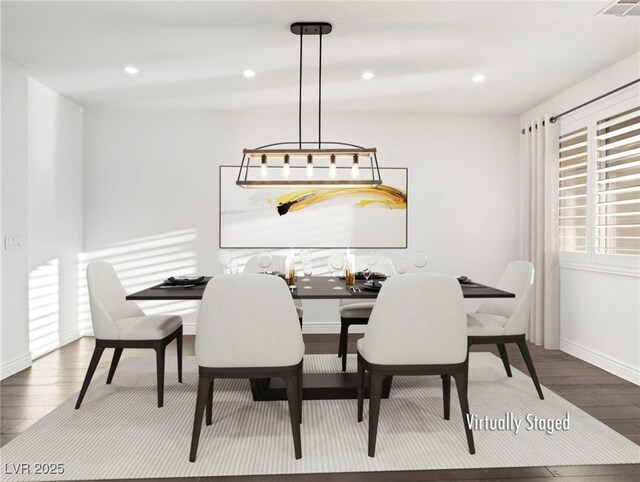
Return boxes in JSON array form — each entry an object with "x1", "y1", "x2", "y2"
[{"x1": 2, "y1": 1, "x2": 638, "y2": 114}]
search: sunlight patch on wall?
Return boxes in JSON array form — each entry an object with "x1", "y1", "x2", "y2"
[
  {"x1": 28, "y1": 259, "x2": 60, "y2": 358},
  {"x1": 78, "y1": 229, "x2": 199, "y2": 334}
]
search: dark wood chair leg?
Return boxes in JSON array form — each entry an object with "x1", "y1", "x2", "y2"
[
  {"x1": 297, "y1": 364, "x2": 303, "y2": 424},
  {"x1": 177, "y1": 327, "x2": 183, "y2": 383},
  {"x1": 106, "y1": 348, "x2": 123, "y2": 385},
  {"x1": 453, "y1": 370, "x2": 475, "y2": 455},
  {"x1": 189, "y1": 377, "x2": 210, "y2": 462},
  {"x1": 155, "y1": 343, "x2": 166, "y2": 408},
  {"x1": 339, "y1": 320, "x2": 349, "y2": 368},
  {"x1": 516, "y1": 340, "x2": 544, "y2": 400},
  {"x1": 357, "y1": 355, "x2": 365, "y2": 422},
  {"x1": 205, "y1": 379, "x2": 214, "y2": 426},
  {"x1": 75, "y1": 345, "x2": 105, "y2": 409},
  {"x1": 442, "y1": 374, "x2": 451, "y2": 420},
  {"x1": 382, "y1": 376, "x2": 393, "y2": 398},
  {"x1": 367, "y1": 373, "x2": 384, "y2": 457},
  {"x1": 249, "y1": 378, "x2": 271, "y2": 401},
  {"x1": 496, "y1": 343, "x2": 512, "y2": 377},
  {"x1": 284, "y1": 375, "x2": 302, "y2": 459}
]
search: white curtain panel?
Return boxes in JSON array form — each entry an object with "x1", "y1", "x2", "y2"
[{"x1": 523, "y1": 115, "x2": 560, "y2": 349}]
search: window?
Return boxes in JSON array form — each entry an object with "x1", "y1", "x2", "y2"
[
  {"x1": 595, "y1": 106, "x2": 640, "y2": 256},
  {"x1": 558, "y1": 96, "x2": 640, "y2": 266},
  {"x1": 559, "y1": 127, "x2": 588, "y2": 253}
]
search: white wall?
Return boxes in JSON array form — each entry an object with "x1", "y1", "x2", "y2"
[
  {"x1": 27, "y1": 78, "x2": 83, "y2": 358},
  {"x1": 0, "y1": 57, "x2": 84, "y2": 379},
  {"x1": 83, "y1": 109, "x2": 520, "y2": 333},
  {"x1": 520, "y1": 51, "x2": 640, "y2": 384},
  {"x1": 1, "y1": 57, "x2": 31, "y2": 378}
]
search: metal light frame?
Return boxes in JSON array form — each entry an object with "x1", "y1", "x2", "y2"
[
  {"x1": 236, "y1": 141, "x2": 382, "y2": 188},
  {"x1": 236, "y1": 22, "x2": 383, "y2": 189}
]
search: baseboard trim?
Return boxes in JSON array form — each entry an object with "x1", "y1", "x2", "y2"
[
  {"x1": 560, "y1": 337, "x2": 639, "y2": 385},
  {"x1": 302, "y1": 323, "x2": 366, "y2": 334},
  {"x1": 181, "y1": 322, "x2": 364, "y2": 336},
  {"x1": 60, "y1": 328, "x2": 82, "y2": 347},
  {"x1": 31, "y1": 328, "x2": 84, "y2": 361},
  {"x1": 1, "y1": 351, "x2": 32, "y2": 380}
]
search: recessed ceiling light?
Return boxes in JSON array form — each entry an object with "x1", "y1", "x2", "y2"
[
  {"x1": 361, "y1": 71, "x2": 375, "y2": 80},
  {"x1": 242, "y1": 69, "x2": 256, "y2": 78},
  {"x1": 472, "y1": 74, "x2": 486, "y2": 83},
  {"x1": 123, "y1": 65, "x2": 139, "y2": 76}
]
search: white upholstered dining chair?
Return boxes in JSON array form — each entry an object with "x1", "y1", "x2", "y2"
[
  {"x1": 356, "y1": 273, "x2": 474, "y2": 457},
  {"x1": 466, "y1": 260, "x2": 543, "y2": 399},
  {"x1": 76, "y1": 261, "x2": 183, "y2": 409},
  {"x1": 189, "y1": 274, "x2": 305, "y2": 462},
  {"x1": 338, "y1": 255, "x2": 396, "y2": 371},
  {"x1": 243, "y1": 254, "x2": 304, "y2": 325}
]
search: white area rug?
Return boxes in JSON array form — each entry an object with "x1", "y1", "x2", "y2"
[{"x1": 1, "y1": 353, "x2": 638, "y2": 480}]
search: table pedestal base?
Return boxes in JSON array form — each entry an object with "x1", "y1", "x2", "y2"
[{"x1": 250, "y1": 373, "x2": 393, "y2": 401}]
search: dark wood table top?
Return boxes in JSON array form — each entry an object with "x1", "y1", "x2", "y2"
[{"x1": 126, "y1": 276, "x2": 514, "y2": 301}]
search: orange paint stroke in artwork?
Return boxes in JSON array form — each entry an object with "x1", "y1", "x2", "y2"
[{"x1": 276, "y1": 185, "x2": 407, "y2": 216}]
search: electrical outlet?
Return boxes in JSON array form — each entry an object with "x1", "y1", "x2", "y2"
[{"x1": 4, "y1": 235, "x2": 23, "y2": 250}]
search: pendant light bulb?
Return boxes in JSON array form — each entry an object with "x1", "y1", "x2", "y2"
[
  {"x1": 351, "y1": 153, "x2": 359, "y2": 178},
  {"x1": 306, "y1": 154, "x2": 314, "y2": 177},
  {"x1": 260, "y1": 154, "x2": 268, "y2": 178},
  {"x1": 329, "y1": 154, "x2": 337, "y2": 178},
  {"x1": 283, "y1": 154, "x2": 291, "y2": 178}
]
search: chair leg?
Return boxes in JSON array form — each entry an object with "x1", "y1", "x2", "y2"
[
  {"x1": 155, "y1": 343, "x2": 166, "y2": 408},
  {"x1": 284, "y1": 375, "x2": 302, "y2": 460},
  {"x1": 75, "y1": 345, "x2": 105, "y2": 409},
  {"x1": 205, "y1": 380, "x2": 214, "y2": 426},
  {"x1": 106, "y1": 348, "x2": 123, "y2": 385},
  {"x1": 496, "y1": 343, "x2": 512, "y2": 377},
  {"x1": 367, "y1": 373, "x2": 384, "y2": 458},
  {"x1": 442, "y1": 374, "x2": 451, "y2": 420},
  {"x1": 339, "y1": 320, "x2": 349, "y2": 367},
  {"x1": 177, "y1": 327, "x2": 183, "y2": 383},
  {"x1": 357, "y1": 355, "x2": 365, "y2": 422},
  {"x1": 189, "y1": 377, "x2": 210, "y2": 463},
  {"x1": 517, "y1": 340, "x2": 544, "y2": 400},
  {"x1": 382, "y1": 376, "x2": 394, "y2": 398},
  {"x1": 452, "y1": 370, "x2": 475, "y2": 455},
  {"x1": 297, "y1": 363, "x2": 303, "y2": 424}
]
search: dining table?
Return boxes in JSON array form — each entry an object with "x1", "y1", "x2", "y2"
[{"x1": 127, "y1": 275, "x2": 515, "y2": 401}]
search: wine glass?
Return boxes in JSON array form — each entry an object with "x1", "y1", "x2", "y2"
[
  {"x1": 229, "y1": 259, "x2": 238, "y2": 274},
  {"x1": 217, "y1": 250, "x2": 231, "y2": 274},
  {"x1": 300, "y1": 249, "x2": 312, "y2": 265},
  {"x1": 414, "y1": 251, "x2": 427, "y2": 270},
  {"x1": 258, "y1": 252, "x2": 272, "y2": 274},
  {"x1": 330, "y1": 252, "x2": 346, "y2": 290},
  {"x1": 365, "y1": 249, "x2": 378, "y2": 279},
  {"x1": 327, "y1": 258, "x2": 335, "y2": 282},
  {"x1": 303, "y1": 263, "x2": 313, "y2": 289},
  {"x1": 397, "y1": 255, "x2": 407, "y2": 274},
  {"x1": 302, "y1": 262, "x2": 312, "y2": 282},
  {"x1": 363, "y1": 267, "x2": 372, "y2": 283}
]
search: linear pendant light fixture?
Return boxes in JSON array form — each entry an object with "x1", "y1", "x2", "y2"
[{"x1": 236, "y1": 22, "x2": 383, "y2": 189}]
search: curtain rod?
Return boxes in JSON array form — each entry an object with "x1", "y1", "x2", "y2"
[{"x1": 521, "y1": 78, "x2": 640, "y2": 135}]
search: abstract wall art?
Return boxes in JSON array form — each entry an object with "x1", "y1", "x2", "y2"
[{"x1": 219, "y1": 166, "x2": 408, "y2": 248}]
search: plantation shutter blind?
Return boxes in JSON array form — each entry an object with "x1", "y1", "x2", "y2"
[
  {"x1": 558, "y1": 127, "x2": 588, "y2": 252},
  {"x1": 595, "y1": 106, "x2": 640, "y2": 256}
]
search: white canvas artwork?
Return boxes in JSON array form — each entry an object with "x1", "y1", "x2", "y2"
[{"x1": 219, "y1": 167, "x2": 408, "y2": 248}]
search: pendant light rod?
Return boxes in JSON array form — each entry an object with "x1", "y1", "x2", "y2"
[
  {"x1": 291, "y1": 22, "x2": 332, "y2": 149},
  {"x1": 318, "y1": 30, "x2": 322, "y2": 149},
  {"x1": 298, "y1": 31, "x2": 303, "y2": 149}
]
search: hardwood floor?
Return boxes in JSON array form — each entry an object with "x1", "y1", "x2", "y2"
[{"x1": 1, "y1": 334, "x2": 638, "y2": 482}]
